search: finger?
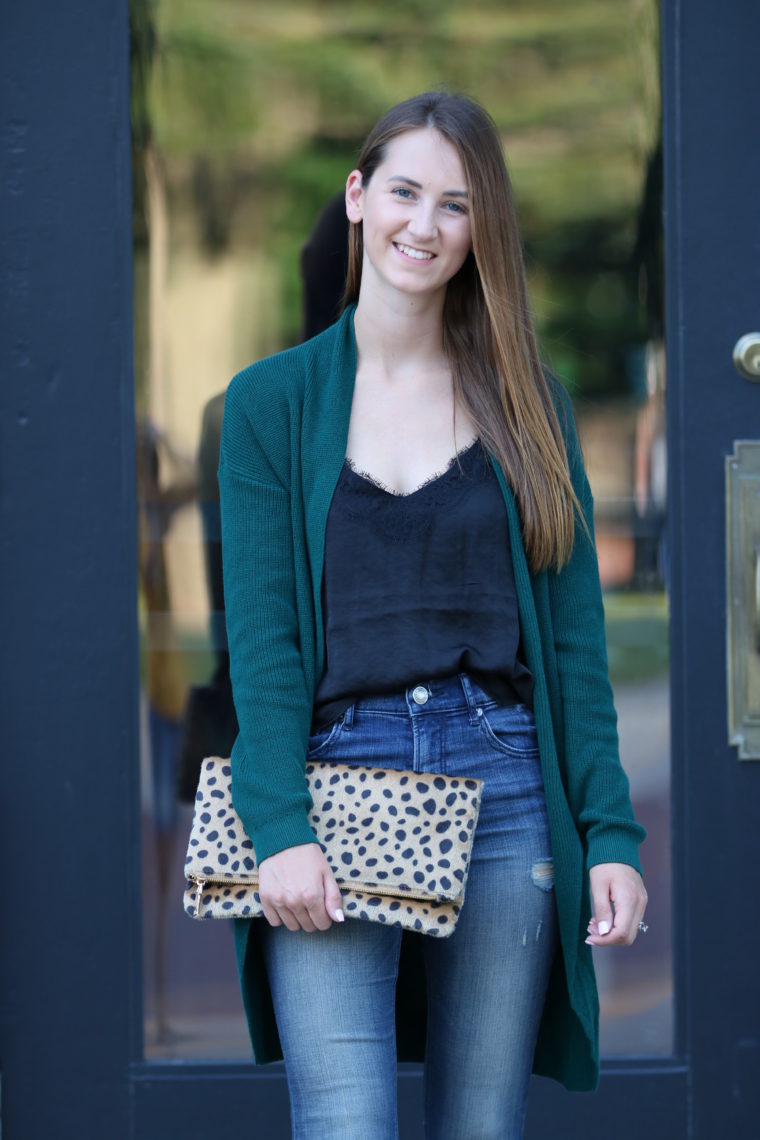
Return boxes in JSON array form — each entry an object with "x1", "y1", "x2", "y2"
[
  {"x1": 632, "y1": 899, "x2": 649, "y2": 943},
  {"x1": 263, "y1": 892, "x2": 312, "y2": 933},
  {"x1": 306, "y1": 900, "x2": 332, "y2": 932},
  {"x1": 304, "y1": 891, "x2": 333, "y2": 933},
  {"x1": 284, "y1": 888, "x2": 324, "y2": 933},
  {"x1": 275, "y1": 899, "x2": 311, "y2": 932},
  {"x1": 607, "y1": 898, "x2": 637, "y2": 945},
  {"x1": 288, "y1": 903, "x2": 318, "y2": 933},
  {"x1": 259, "y1": 898, "x2": 284, "y2": 928},
  {"x1": 279, "y1": 910, "x2": 303, "y2": 933},
  {"x1": 613, "y1": 879, "x2": 648, "y2": 944},
  {"x1": 297, "y1": 882, "x2": 329, "y2": 931},
  {"x1": 303, "y1": 880, "x2": 334, "y2": 931},
  {"x1": 586, "y1": 908, "x2": 642, "y2": 946},
  {"x1": 589, "y1": 887, "x2": 645, "y2": 946},
  {"x1": 589, "y1": 875, "x2": 614, "y2": 941},
  {"x1": 323, "y1": 870, "x2": 345, "y2": 927},
  {"x1": 636, "y1": 889, "x2": 649, "y2": 935}
]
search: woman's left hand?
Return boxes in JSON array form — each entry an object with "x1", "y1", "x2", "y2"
[{"x1": 586, "y1": 862, "x2": 648, "y2": 947}]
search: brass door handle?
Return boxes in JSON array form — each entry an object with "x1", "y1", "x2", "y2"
[{"x1": 726, "y1": 442, "x2": 760, "y2": 759}]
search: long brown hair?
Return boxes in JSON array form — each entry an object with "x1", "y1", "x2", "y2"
[{"x1": 343, "y1": 91, "x2": 583, "y2": 573}]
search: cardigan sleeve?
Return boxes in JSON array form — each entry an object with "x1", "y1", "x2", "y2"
[
  {"x1": 548, "y1": 392, "x2": 647, "y2": 874},
  {"x1": 218, "y1": 370, "x2": 318, "y2": 863}
]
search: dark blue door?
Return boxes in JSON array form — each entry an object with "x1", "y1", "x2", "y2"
[{"x1": 1, "y1": 2, "x2": 758, "y2": 1137}]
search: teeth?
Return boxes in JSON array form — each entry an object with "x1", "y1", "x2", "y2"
[{"x1": 396, "y1": 243, "x2": 434, "y2": 261}]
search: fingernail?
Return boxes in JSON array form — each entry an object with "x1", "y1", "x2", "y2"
[
  {"x1": 585, "y1": 937, "x2": 594, "y2": 945},
  {"x1": 335, "y1": 909, "x2": 345, "y2": 923},
  {"x1": 598, "y1": 920, "x2": 611, "y2": 936}
]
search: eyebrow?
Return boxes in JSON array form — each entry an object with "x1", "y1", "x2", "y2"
[{"x1": 386, "y1": 175, "x2": 468, "y2": 199}]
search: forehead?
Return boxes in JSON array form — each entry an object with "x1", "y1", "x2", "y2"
[{"x1": 378, "y1": 128, "x2": 467, "y2": 188}]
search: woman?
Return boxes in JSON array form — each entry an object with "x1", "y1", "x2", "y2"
[{"x1": 219, "y1": 91, "x2": 647, "y2": 1140}]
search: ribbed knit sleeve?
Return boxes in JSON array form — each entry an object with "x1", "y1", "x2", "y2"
[
  {"x1": 218, "y1": 370, "x2": 318, "y2": 863},
  {"x1": 549, "y1": 394, "x2": 647, "y2": 874}
]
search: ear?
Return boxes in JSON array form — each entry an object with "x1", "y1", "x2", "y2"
[{"x1": 345, "y1": 170, "x2": 364, "y2": 223}]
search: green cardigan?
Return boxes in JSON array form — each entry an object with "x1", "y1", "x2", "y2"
[{"x1": 218, "y1": 305, "x2": 646, "y2": 1092}]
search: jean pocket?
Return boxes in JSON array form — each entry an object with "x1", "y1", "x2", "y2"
[
  {"x1": 478, "y1": 704, "x2": 540, "y2": 759},
  {"x1": 306, "y1": 718, "x2": 344, "y2": 758}
]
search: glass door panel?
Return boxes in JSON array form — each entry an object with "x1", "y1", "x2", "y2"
[
  {"x1": 579, "y1": 369, "x2": 671, "y2": 1055},
  {"x1": 132, "y1": 0, "x2": 668, "y2": 1061}
]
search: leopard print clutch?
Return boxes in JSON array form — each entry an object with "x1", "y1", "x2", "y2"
[{"x1": 184, "y1": 757, "x2": 483, "y2": 937}]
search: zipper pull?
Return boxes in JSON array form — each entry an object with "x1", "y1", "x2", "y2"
[{"x1": 192, "y1": 876, "x2": 206, "y2": 917}]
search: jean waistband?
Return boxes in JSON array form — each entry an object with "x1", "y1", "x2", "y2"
[{"x1": 342, "y1": 673, "x2": 508, "y2": 727}]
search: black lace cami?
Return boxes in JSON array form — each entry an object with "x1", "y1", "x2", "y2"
[{"x1": 312, "y1": 439, "x2": 534, "y2": 729}]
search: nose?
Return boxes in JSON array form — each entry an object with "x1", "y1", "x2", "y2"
[{"x1": 407, "y1": 200, "x2": 437, "y2": 242}]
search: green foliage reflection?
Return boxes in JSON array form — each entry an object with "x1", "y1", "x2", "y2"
[{"x1": 132, "y1": 0, "x2": 661, "y2": 395}]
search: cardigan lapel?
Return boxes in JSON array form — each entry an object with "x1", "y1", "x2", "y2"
[
  {"x1": 490, "y1": 460, "x2": 580, "y2": 983},
  {"x1": 302, "y1": 306, "x2": 358, "y2": 682}
]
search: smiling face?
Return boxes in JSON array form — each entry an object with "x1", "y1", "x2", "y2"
[{"x1": 345, "y1": 128, "x2": 472, "y2": 305}]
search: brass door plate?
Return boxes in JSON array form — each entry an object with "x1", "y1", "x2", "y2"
[{"x1": 726, "y1": 440, "x2": 760, "y2": 759}]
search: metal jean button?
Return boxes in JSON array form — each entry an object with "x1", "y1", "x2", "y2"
[{"x1": 412, "y1": 685, "x2": 429, "y2": 706}]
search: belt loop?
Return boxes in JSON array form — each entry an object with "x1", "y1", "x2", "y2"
[
  {"x1": 342, "y1": 703, "x2": 355, "y2": 730},
  {"x1": 458, "y1": 673, "x2": 480, "y2": 726}
]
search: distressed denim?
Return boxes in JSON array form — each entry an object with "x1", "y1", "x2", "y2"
[{"x1": 261, "y1": 674, "x2": 557, "y2": 1140}]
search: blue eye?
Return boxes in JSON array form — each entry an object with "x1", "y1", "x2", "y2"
[
  {"x1": 392, "y1": 186, "x2": 414, "y2": 199},
  {"x1": 444, "y1": 201, "x2": 466, "y2": 214}
]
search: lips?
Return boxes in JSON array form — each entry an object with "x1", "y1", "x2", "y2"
[{"x1": 393, "y1": 242, "x2": 435, "y2": 261}]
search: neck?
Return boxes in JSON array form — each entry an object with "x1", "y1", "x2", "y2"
[{"x1": 352, "y1": 289, "x2": 447, "y2": 380}]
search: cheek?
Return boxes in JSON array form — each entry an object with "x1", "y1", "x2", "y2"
[
  {"x1": 453, "y1": 227, "x2": 472, "y2": 268},
  {"x1": 448, "y1": 215, "x2": 471, "y2": 253}
]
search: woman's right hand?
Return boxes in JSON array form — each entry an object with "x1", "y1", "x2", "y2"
[{"x1": 258, "y1": 843, "x2": 345, "y2": 932}]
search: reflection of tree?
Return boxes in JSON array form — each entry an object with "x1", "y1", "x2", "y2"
[
  {"x1": 130, "y1": 0, "x2": 157, "y2": 419},
  {"x1": 130, "y1": 0, "x2": 156, "y2": 252},
  {"x1": 130, "y1": 0, "x2": 661, "y2": 395},
  {"x1": 131, "y1": 1, "x2": 171, "y2": 433},
  {"x1": 632, "y1": 137, "x2": 664, "y2": 340}
]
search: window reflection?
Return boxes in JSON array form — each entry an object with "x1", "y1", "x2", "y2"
[
  {"x1": 137, "y1": 422, "x2": 197, "y2": 1042},
  {"x1": 582, "y1": 398, "x2": 671, "y2": 1053},
  {"x1": 132, "y1": 0, "x2": 668, "y2": 1061}
]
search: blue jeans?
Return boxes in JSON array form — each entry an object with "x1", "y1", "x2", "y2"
[{"x1": 261, "y1": 675, "x2": 557, "y2": 1140}]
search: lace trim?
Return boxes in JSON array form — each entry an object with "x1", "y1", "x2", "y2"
[{"x1": 344, "y1": 438, "x2": 481, "y2": 499}]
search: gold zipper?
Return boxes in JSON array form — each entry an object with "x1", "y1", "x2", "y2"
[{"x1": 186, "y1": 872, "x2": 458, "y2": 914}]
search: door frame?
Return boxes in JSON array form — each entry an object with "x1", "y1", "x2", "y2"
[{"x1": 2, "y1": 2, "x2": 758, "y2": 1137}]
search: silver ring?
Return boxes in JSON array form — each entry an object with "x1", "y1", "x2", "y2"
[{"x1": 638, "y1": 921, "x2": 649, "y2": 934}]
